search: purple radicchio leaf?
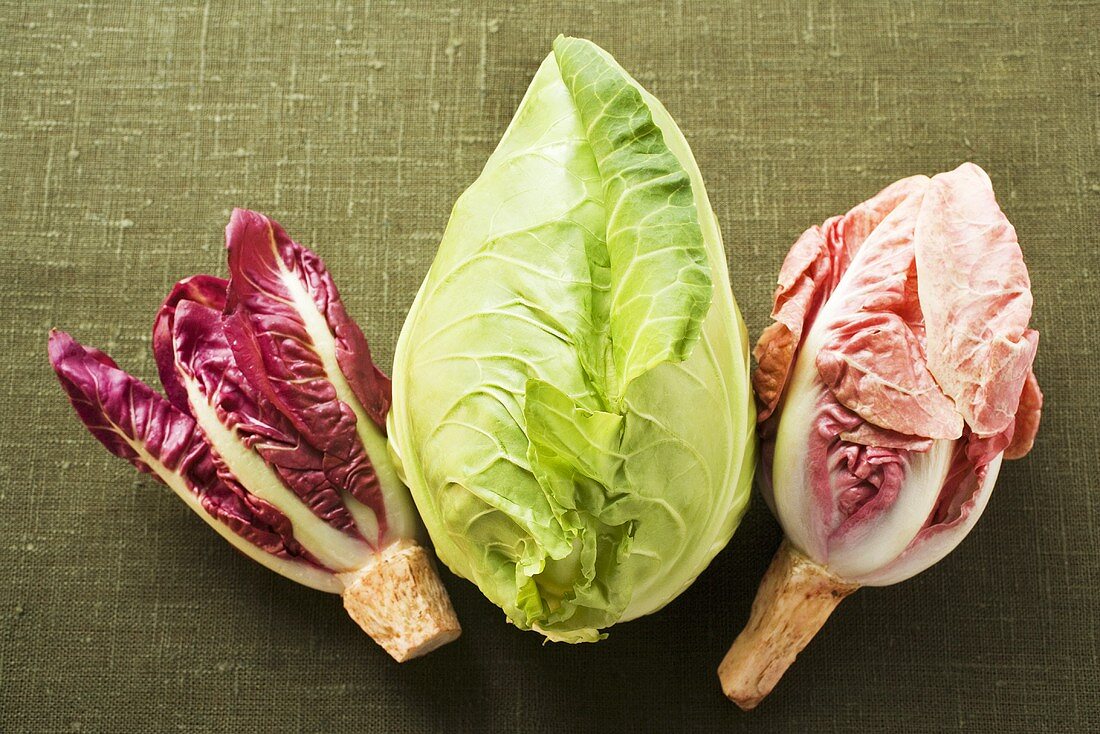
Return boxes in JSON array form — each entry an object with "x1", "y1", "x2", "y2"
[
  {"x1": 170, "y1": 300, "x2": 376, "y2": 571},
  {"x1": 170, "y1": 299, "x2": 369, "y2": 543},
  {"x1": 225, "y1": 209, "x2": 390, "y2": 429},
  {"x1": 153, "y1": 274, "x2": 228, "y2": 413},
  {"x1": 221, "y1": 209, "x2": 398, "y2": 539},
  {"x1": 47, "y1": 329, "x2": 339, "y2": 592}
]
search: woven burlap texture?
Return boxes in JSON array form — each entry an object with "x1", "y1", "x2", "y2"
[{"x1": 2, "y1": 1, "x2": 1097, "y2": 732}]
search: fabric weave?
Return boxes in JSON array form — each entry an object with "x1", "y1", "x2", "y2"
[{"x1": 1, "y1": 1, "x2": 1096, "y2": 731}]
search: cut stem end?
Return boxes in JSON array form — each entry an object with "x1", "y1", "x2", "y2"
[
  {"x1": 341, "y1": 539, "x2": 461, "y2": 662},
  {"x1": 718, "y1": 539, "x2": 858, "y2": 710}
]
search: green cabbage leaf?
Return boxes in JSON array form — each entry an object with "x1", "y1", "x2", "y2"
[{"x1": 389, "y1": 37, "x2": 756, "y2": 641}]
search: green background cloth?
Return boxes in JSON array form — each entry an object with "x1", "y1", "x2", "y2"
[{"x1": 2, "y1": 1, "x2": 1097, "y2": 731}]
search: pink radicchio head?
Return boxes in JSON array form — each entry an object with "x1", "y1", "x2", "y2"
[
  {"x1": 50, "y1": 210, "x2": 416, "y2": 587},
  {"x1": 755, "y1": 163, "x2": 1042, "y2": 586}
]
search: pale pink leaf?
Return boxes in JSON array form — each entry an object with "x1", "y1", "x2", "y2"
[{"x1": 916, "y1": 162, "x2": 1038, "y2": 437}]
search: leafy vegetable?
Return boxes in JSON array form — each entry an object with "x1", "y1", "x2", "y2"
[
  {"x1": 50, "y1": 211, "x2": 459, "y2": 661},
  {"x1": 49, "y1": 329, "x2": 338, "y2": 591},
  {"x1": 388, "y1": 36, "x2": 757, "y2": 642},
  {"x1": 719, "y1": 163, "x2": 1042, "y2": 709}
]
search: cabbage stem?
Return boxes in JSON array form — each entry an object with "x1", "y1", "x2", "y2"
[
  {"x1": 718, "y1": 540, "x2": 858, "y2": 709},
  {"x1": 339, "y1": 539, "x2": 461, "y2": 662}
]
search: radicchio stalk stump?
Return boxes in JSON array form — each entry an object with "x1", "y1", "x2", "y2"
[
  {"x1": 719, "y1": 163, "x2": 1043, "y2": 709},
  {"x1": 49, "y1": 210, "x2": 459, "y2": 661}
]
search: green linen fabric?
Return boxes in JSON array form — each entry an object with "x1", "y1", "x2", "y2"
[{"x1": 1, "y1": 1, "x2": 1097, "y2": 731}]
